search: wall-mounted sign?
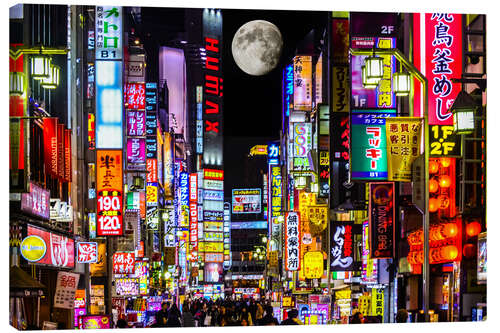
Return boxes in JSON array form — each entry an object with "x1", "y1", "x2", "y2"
[
  {"x1": 95, "y1": 60, "x2": 123, "y2": 149},
  {"x1": 115, "y1": 278, "x2": 139, "y2": 296},
  {"x1": 203, "y1": 210, "x2": 224, "y2": 222},
  {"x1": 77, "y1": 242, "x2": 98, "y2": 263},
  {"x1": 283, "y1": 64, "x2": 293, "y2": 118},
  {"x1": 285, "y1": 212, "x2": 301, "y2": 271},
  {"x1": 303, "y1": 251, "x2": 324, "y2": 279},
  {"x1": 351, "y1": 110, "x2": 396, "y2": 180},
  {"x1": 113, "y1": 252, "x2": 135, "y2": 274},
  {"x1": 293, "y1": 56, "x2": 312, "y2": 111},
  {"x1": 331, "y1": 113, "x2": 350, "y2": 162},
  {"x1": 429, "y1": 125, "x2": 461, "y2": 157},
  {"x1": 21, "y1": 181, "x2": 50, "y2": 220},
  {"x1": 127, "y1": 138, "x2": 146, "y2": 164},
  {"x1": 204, "y1": 252, "x2": 224, "y2": 263},
  {"x1": 204, "y1": 179, "x2": 223, "y2": 191},
  {"x1": 24, "y1": 225, "x2": 75, "y2": 268},
  {"x1": 88, "y1": 113, "x2": 95, "y2": 150},
  {"x1": 20, "y1": 235, "x2": 46, "y2": 262},
  {"x1": 332, "y1": 66, "x2": 349, "y2": 112},
  {"x1": 145, "y1": 112, "x2": 157, "y2": 136},
  {"x1": 124, "y1": 83, "x2": 145, "y2": 109},
  {"x1": 96, "y1": 150, "x2": 123, "y2": 236},
  {"x1": 369, "y1": 182, "x2": 395, "y2": 259},
  {"x1": 80, "y1": 315, "x2": 111, "y2": 329},
  {"x1": 330, "y1": 221, "x2": 354, "y2": 271},
  {"x1": 43, "y1": 117, "x2": 58, "y2": 177},
  {"x1": 146, "y1": 183, "x2": 158, "y2": 207},
  {"x1": 385, "y1": 117, "x2": 423, "y2": 181},
  {"x1": 146, "y1": 158, "x2": 157, "y2": 183},
  {"x1": 413, "y1": 13, "x2": 463, "y2": 125},
  {"x1": 127, "y1": 110, "x2": 145, "y2": 136},
  {"x1": 203, "y1": 169, "x2": 224, "y2": 181},
  {"x1": 146, "y1": 206, "x2": 159, "y2": 230},
  {"x1": 54, "y1": 271, "x2": 80, "y2": 309},
  {"x1": 95, "y1": 6, "x2": 122, "y2": 59},
  {"x1": 232, "y1": 189, "x2": 261, "y2": 214}
]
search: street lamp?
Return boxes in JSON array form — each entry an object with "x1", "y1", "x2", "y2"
[
  {"x1": 364, "y1": 55, "x2": 384, "y2": 82},
  {"x1": 362, "y1": 65, "x2": 380, "y2": 89},
  {"x1": 40, "y1": 64, "x2": 60, "y2": 89},
  {"x1": 393, "y1": 72, "x2": 411, "y2": 96},
  {"x1": 30, "y1": 54, "x2": 51, "y2": 80},
  {"x1": 451, "y1": 90, "x2": 477, "y2": 134}
]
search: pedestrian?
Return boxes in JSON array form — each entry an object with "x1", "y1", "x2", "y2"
[
  {"x1": 155, "y1": 302, "x2": 170, "y2": 327},
  {"x1": 258, "y1": 305, "x2": 279, "y2": 325},
  {"x1": 182, "y1": 302, "x2": 196, "y2": 327},
  {"x1": 396, "y1": 309, "x2": 408, "y2": 323},
  {"x1": 116, "y1": 318, "x2": 128, "y2": 328},
  {"x1": 166, "y1": 303, "x2": 182, "y2": 327},
  {"x1": 281, "y1": 309, "x2": 302, "y2": 325},
  {"x1": 255, "y1": 301, "x2": 264, "y2": 322},
  {"x1": 350, "y1": 311, "x2": 364, "y2": 324},
  {"x1": 239, "y1": 305, "x2": 253, "y2": 326}
]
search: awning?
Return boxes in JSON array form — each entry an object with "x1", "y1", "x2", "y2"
[{"x1": 10, "y1": 265, "x2": 46, "y2": 297}]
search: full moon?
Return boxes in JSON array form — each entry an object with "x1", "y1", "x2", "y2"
[{"x1": 231, "y1": 20, "x2": 283, "y2": 76}]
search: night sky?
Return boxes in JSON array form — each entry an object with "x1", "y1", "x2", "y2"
[{"x1": 222, "y1": 8, "x2": 327, "y2": 190}]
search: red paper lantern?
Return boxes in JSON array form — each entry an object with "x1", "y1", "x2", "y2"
[
  {"x1": 429, "y1": 179, "x2": 439, "y2": 193},
  {"x1": 441, "y1": 245, "x2": 458, "y2": 261},
  {"x1": 429, "y1": 198, "x2": 439, "y2": 213},
  {"x1": 440, "y1": 158, "x2": 451, "y2": 168},
  {"x1": 429, "y1": 160, "x2": 439, "y2": 174},
  {"x1": 437, "y1": 195, "x2": 450, "y2": 209},
  {"x1": 442, "y1": 223, "x2": 458, "y2": 238},
  {"x1": 466, "y1": 221, "x2": 482, "y2": 237},
  {"x1": 463, "y1": 243, "x2": 476, "y2": 258},
  {"x1": 439, "y1": 175, "x2": 452, "y2": 188}
]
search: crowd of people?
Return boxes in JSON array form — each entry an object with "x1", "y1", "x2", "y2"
[{"x1": 151, "y1": 298, "x2": 294, "y2": 327}]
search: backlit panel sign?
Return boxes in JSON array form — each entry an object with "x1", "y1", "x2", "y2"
[
  {"x1": 96, "y1": 150, "x2": 123, "y2": 236},
  {"x1": 369, "y1": 182, "x2": 395, "y2": 258},
  {"x1": 43, "y1": 117, "x2": 58, "y2": 177},
  {"x1": 203, "y1": 168, "x2": 224, "y2": 181},
  {"x1": 285, "y1": 212, "x2": 301, "y2": 271},
  {"x1": 124, "y1": 83, "x2": 145, "y2": 110},
  {"x1": 351, "y1": 110, "x2": 396, "y2": 180},
  {"x1": 293, "y1": 55, "x2": 312, "y2": 111},
  {"x1": 21, "y1": 181, "x2": 50, "y2": 220},
  {"x1": 232, "y1": 189, "x2": 261, "y2": 214},
  {"x1": 283, "y1": 64, "x2": 293, "y2": 118},
  {"x1": 24, "y1": 225, "x2": 75, "y2": 268},
  {"x1": 163, "y1": 133, "x2": 174, "y2": 198},
  {"x1": 204, "y1": 179, "x2": 223, "y2": 191},
  {"x1": 127, "y1": 138, "x2": 146, "y2": 164},
  {"x1": 330, "y1": 221, "x2": 354, "y2": 271},
  {"x1": 413, "y1": 13, "x2": 463, "y2": 124},
  {"x1": 203, "y1": 189, "x2": 224, "y2": 201},
  {"x1": 95, "y1": 6, "x2": 122, "y2": 60},
  {"x1": 146, "y1": 159, "x2": 157, "y2": 183},
  {"x1": 96, "y1": 60, "x2": 123, "y2": 149},
  {"x1": 351, "y1": 37, "x2": 396, "y2": 109},
  {"x1": 112, "y1": 252, "x2": 135, "y2": 274},
  {"x1": 145, "y1": 82, "x2": 157, "y2": 112},
  {"x1": 77, "y1": 242, "x2": 98, "y2": 263},
  {"x1": 126, "y1": 110, "x2": 145, "y2": 136},
  {"x1": 115, "y1": 278, "x2": 139, "y2": 296}
]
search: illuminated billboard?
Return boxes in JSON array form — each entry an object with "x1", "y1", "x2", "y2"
[{"x1": 232, "y1": 189, "x2": 261, "y2": 214}]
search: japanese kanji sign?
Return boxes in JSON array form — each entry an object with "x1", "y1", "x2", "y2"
[
  {"x1": 43, "y1": 117, "x2": 58, "y2": 177},
  {"x1": 113, "y1": 252, "x2": 135, "y2": 274},
  {"x1": 304, "y1": 251, "x2": 324, "y2": 279},
  {"x1": 369, "y1": 182, "x2": 395, "y2": 259},
  {"x1": 127, "y1": 110, "x2": 145, "y2": 136},
  {"x1": 351, "y1": 110, "x2": 396, "y2": 180},
  {"x1": 385, "y1": 117, "x2": 422, "y2": 182},
  {"x1": 292, "y1": 123, "x2": 312, "y2": 172},
  {"x1": 285, "y1": 212, "x2": 301, "y2": 271},
  {"x1": 371, "y1": 288, "x2": 385, "y2": 317},
  {"x1": 125, "y1": 83, "x2": 146, "y2": 110},
  {"x1": 413, "y1": 13, "x2": 463, "y2": 125},
  {"x1": 429, "y1": 125, "x2": 462, "y2": 157},
  {"x1": 293, "y1": 55, "x2": 312, "y2": 111},
  {"x1": 95, "y1": 6, "x2": 122, "y2": 60},
  {"x1": 127, "y1": 138, "x2": 146, "y2": 164},
  {"x1": 232, "y1": 189, "x2": 261, "y2": 214},
  {"x1": 332, "y1": 66, "x2": 349, "y2": 112},
  {"x1": 96, "y1": 150, "x2": 123, "y2": 236},
  {"x1": 54, "y1": 272, "x2": 80, "y2": 309},
  {"x1": 77, "y1": 242, "x2": 98, "y2": 263},
  {"x1": 331, "y1": 113, "x2": 350, "y2": 162},
  {"x1": 330, "y1": 221, "x2": 355, "y2": 271},
  {"x1": 115, "y1": 278, "x2": 139, "y2": 296}
]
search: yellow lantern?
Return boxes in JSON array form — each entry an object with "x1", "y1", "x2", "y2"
[
  {"x1": 31, "y1": 54, "x2": 52, "y2": 79},
  {"x1": 9, "y1": 72, "x2": 25, "y2": 96},
  {"x1": 393, "y1": 72, "x2": 411, "y2": 96},
  {"x1": 40, "y1": 64, "x2": 60, "y2": 89}
]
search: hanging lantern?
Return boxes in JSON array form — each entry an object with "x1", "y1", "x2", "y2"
[
  {"x1": 31, "y1": 54, "x2": 52, "y2": 79},
  {"x1": 466, "y1": 221, "x2": 482, "y2": 237},
  {"x1": 451, "y1": 90, "x2": 477, "y2": 134},
  {"x1": 9, "y1": 72, "x2": 25, "y2": 96},
  {"x1": 362, "y1": 65, "x2": 379, "y2": 89},
  {"x1": 437, "y1": 194, "x2": 450, "y2": 209},
  {"x1": 429, "y1": 179, "x2": 439, "y2": 193},
  {"x1": 442, "y1": 223, "x2": 458, "y2": 238},
  {"x1": 463, "y1": 243, "x2": 476, "y2": 258},
  {"x1": 440, "y1": 158, "x2": 451, "y2": 168},
  {"x1": 393, "y1": 72, "x2": 411, "y2": 96},
  {"x1": 295, "y1": 176, "x2": 307, "y2": 189},
  {"x1": 429, "y1": 198, "x2": 439, "y2": 213},
  {"x1": 440, "y1": 245, "x2": 458, "y2": 261},
  {"x1": 429, "y1": 160, "x2": 439, "y2": 174},
  {"x1": 364, "y1": 55, "x2": 384, "y2": 81},
  {"x1": 438, "y1": 175, "x2": 452, "y2": 188},
  {"x1": 40, "y1": 64, "x2": 60, "y2": 89}
]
